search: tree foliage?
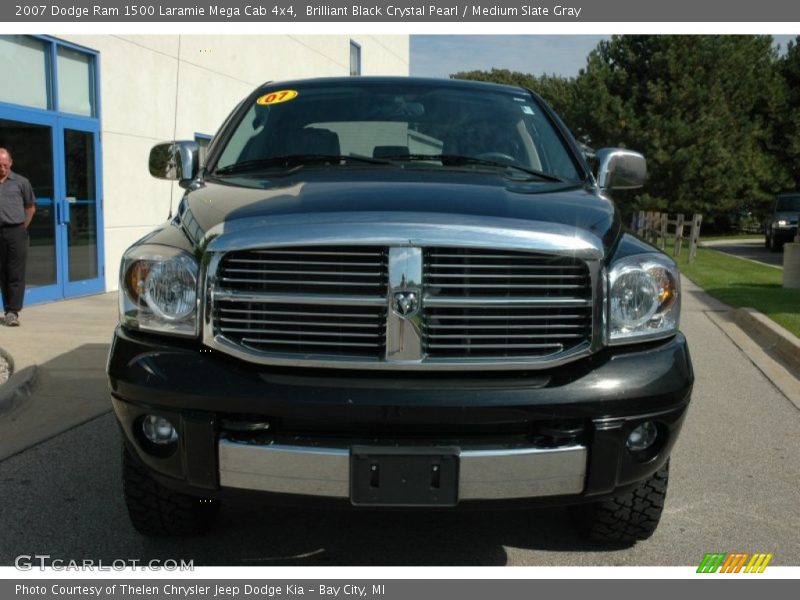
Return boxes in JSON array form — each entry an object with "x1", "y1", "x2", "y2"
[{"x1": 452, "y1": 35, "x2": 799, "y2": 230}]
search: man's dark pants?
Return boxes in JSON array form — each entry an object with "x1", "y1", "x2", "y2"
[{"x1": 0, "y1": 224, "x2": 28, "y2": 314}]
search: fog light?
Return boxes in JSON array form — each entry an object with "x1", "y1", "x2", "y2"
[
  {"x1": 626, "y1": 421, "x2": 658, "y2": 451},
  {"x1": 142, "y1": 415, "x2": 178, "y2": 445}
]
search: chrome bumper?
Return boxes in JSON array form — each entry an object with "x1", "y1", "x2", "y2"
[{"x1": 218, "y1": 440, "x2": 587, "y2": 501}]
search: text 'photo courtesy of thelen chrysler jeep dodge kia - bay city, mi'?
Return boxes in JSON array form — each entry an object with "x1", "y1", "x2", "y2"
[{"x1": 107, "y1": 77, "x2": 694, "y2": 544}]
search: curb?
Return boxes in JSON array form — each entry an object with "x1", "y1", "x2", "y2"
[
  {"x1": 732, "y1": 307, "x2": 800, "y2": 374},
  {"x1": 0, "y1": 346, "x2": 38, "y2": 416}
]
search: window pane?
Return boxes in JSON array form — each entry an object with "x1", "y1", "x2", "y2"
[
  {"x1": 57, "y1": 46, "x2": 95, "y2": 116},
  {"x1": 0, "y1": 118, "x2": 57, "y2": 287},
  {"x1": 64, "y1": 129, "x2": 98, "y2": 282},
  {"x1": 0, "y1": 35, "x2": 49, "y2": 110}
]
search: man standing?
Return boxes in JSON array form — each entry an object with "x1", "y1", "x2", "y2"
[{"x1": 0, "y1": 148, "x2": 36, "y2": 326}]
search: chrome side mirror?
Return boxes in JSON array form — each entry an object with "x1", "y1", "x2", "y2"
[
  {"x1": 596, "y1": 148, "x2": 647, "y2": 190},
  {"x1": 149, "y1": 141, "x2": 200, "y2": 186}
]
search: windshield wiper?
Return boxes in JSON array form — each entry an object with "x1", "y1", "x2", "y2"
[
  {"x1": 214, "y1": 154, "x2": 391, "y2": 175},
  {"x1": 380, "y1": 153, "x2": 563, "y2": 182}
]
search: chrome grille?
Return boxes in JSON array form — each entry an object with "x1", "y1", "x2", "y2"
[
  {"x1": 213, "y1": 246, "x2": 388, "y2": 358},
  {"x1": 218, "y1": 246, "x2": 387, "y2": 295},
  {"x1": 209, "y1": 244, "x2": 595, "y2": 368},
  {"x1": 424, "y1": 248, "x2": 592, "y2": 297},
  {"x1": 424, "y1": 248, "x2": 592, "y2": 358},
  {"x1": 214, "y1": 301, "x2": 387, "y2": 357}
]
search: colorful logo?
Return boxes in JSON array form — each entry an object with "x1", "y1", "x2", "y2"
[{"x1": 697, "y1": 552, "x2": 773, "y2": 573}]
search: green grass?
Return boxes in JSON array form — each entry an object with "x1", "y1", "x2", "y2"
[{"x1": 669, "y1": 242, "x2": 800, "y2": 338}]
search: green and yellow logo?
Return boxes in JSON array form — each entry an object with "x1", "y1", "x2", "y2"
[{"x1": 697, "y1": 552, "x2": 773, "y2": 573}]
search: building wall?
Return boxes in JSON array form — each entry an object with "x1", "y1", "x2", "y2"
[{"x1": 59, "y1": 35, "x2": 410, "y2": 291}]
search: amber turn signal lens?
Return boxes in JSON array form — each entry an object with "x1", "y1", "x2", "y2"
[{"x1": 125, "y1": 260, "x2": 151, "y2": 305}]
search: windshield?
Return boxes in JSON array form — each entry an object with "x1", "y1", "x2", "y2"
[
  {"x1": 213, "y1": 80, "x2": 582, "y2": 182},
  {"x1": 776, "y1": 195, "x2": 800, "y2": 212}
]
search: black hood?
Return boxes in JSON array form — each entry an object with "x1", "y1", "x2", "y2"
[{"x1": 178, "y1": 167, "x2": 620, "y2": 255}]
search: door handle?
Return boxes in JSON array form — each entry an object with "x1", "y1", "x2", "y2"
[{"x1": 56, "y1": 200, "x2": 71, "y2": 225}]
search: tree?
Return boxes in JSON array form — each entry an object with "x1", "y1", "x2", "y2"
[
  {"x1": 776, "y1": 36, "x2": 800, "y2": 190},
  {"x1": 570, "y1": 35, "x2": 789, "y2": 228},
  {"x1": 451, "y1": 36, "x2": 794, "y2": 229}
]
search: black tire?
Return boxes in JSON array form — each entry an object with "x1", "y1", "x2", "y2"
[
  {"x1": 571, "y1": 461, "x2": 669, "y2": 543},
  {"x1": 769, "y1": 232, "x2": 781, "y2": 252},
  {"x1": 122, "y1": 444, "x2": 219, "y2": 536},
  {"x1": 765, "y1": 233, "x2": 771, "y2": 249}
]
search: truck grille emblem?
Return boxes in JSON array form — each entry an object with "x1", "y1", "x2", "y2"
[{"x1": 393, "y1": 291, "x2": 419, "y2": 317}]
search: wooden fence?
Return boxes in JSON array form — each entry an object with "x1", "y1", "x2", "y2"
[{"x1": 631, "y1": 211, "x2": 703, "y2": 263}]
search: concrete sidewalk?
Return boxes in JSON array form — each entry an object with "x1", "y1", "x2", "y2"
[{"x1": 0, "y1": 292, "x2": 118, "y2": 459}]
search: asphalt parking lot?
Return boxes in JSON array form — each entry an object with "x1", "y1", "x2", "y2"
[{"x1": 702, "y1": 238, "x2": 784, "y2": 268}]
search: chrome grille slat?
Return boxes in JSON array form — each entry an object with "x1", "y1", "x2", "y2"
[
  {"x1": 221, "y1": 327, "x2": 382, "y2": 338},
  {"x1": 429, "y1": 314, "x2": 588, "y2": 321},
  {"x1": 428, "y1": 253, "x2": 574, "y2": 259},
  {"x1": 225, "y1": 269, "x2": 383, "y2": 277},
  {"x1": 227, "y1": 259, "x2": 384, "y2": 267},
  {"x1": 426, "y1": 263, "x2": 585, "y2": 270},
  {"x1": 220, "y1": 278, "x2": 383, "y2": 287},
  {"x1": 215, "y1": 291, "x2": 387, "y2": 306},
  {"x1": 219, "y1": 308, "x2": 380, "y2": 318},
  {"x1": 425, "y1": 333, "x2": 586, "y2": 340},
  {"x1": 240, "y1": 338, "x2": 382, "y2": 349},
  {"x1": 220, "y1": 317, "x2": 380, "y2": 328},
  {"x1": 427, "y1": 323, "x2": 586, "y2": 330},
  {"x1": 428, "y1": 343, "x2": 565, "y2": 350},
  {"x1": 424, "y1": 297, "x2": 592, "y2": 307},
  {"x1": 428, "y1": 283, "x2": 586, "y2": 290},
  {"x1": 249, "y1": 250, "x2": 382, "y2": 256},
  {"x1": 426, "y1": 273, "x2": 587, "y2": 279}
]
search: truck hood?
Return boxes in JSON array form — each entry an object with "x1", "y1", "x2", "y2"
[{"x1": 179, "y1": 169, "x2": 620, "y2": 258}]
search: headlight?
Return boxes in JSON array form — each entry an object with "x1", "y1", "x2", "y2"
[
  {"x1": 608, "y1": 254, "x2": 680, "y2": 344},
  {"x1": 119, "y1": 245, "x2": 199, "y2": 337},
  {"x1": 777, "y1": 219, "x2": 789, "y2": 227}
]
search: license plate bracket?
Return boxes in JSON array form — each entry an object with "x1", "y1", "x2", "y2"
[{"x1": 350, "y1": 446, "x2": 459, "y2": 507}]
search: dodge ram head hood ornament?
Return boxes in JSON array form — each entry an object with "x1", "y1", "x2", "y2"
[{"x1": 392, "y1": 291, "x2": 419, "y2": 317}]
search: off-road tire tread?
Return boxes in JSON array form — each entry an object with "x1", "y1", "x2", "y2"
[
  {"x1": 122, "y1": 445, "x2": 218, "y2": 536},
  {"x1": 576, "y1": 461, "x2": 669, "y2": 543}
]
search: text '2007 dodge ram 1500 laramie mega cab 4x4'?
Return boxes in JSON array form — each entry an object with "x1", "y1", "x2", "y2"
[{"x1": 108, "y1": 77, "x2": 693, "y2": 543}]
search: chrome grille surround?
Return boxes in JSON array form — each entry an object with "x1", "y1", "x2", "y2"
[{"x1": 202, "y1": 213, "x2": 606, "y2": 370}]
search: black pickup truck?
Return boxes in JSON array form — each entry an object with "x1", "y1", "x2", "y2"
[{"x1": 108, "y1": 77, "x2": 693, "y2": 543}]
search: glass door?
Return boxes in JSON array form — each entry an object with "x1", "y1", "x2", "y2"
[
  {"x1": 0, "y1": 109, "x2": 60, "y2": 304},
  {"x1": 0, "y1": 109, "x2": 103, "y2": 303},
  {"x1": 58, "y1": 119, "x2": 103, "y2": 297}
]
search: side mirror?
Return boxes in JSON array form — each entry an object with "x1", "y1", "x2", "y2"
[
  {"x1": 149, "y1": 141, "x2": 200, "y2": 187},
  {"x1": 596, "y1": 148, "x2": 647, "y2": 191}
]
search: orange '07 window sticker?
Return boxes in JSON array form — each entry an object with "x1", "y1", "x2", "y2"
[{"x1": 256, "y1": 90, "x2": 299, "y2": 105}]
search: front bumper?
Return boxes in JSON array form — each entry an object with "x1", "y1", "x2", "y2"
[
  {"x1": 219, "y1": 441, "x2": 588, "y2": 502},
  {"x1": 109, "y1": 326, "x2": 693, "y2": 507},
  {"x1": 774, "y1": 227, "x2": 798, "y2": 243}
]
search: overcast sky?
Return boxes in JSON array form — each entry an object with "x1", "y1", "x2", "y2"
[{"x1": 410, "y1": 35, "x2": 798, "y2": 79}]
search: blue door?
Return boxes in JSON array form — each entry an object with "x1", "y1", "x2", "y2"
[
  {"x1": 57, "y1": 117, "x2": 104, "y2": 298},
  {"x1": 0, "y1": 105, "x2": 104, "y2": 304}
]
